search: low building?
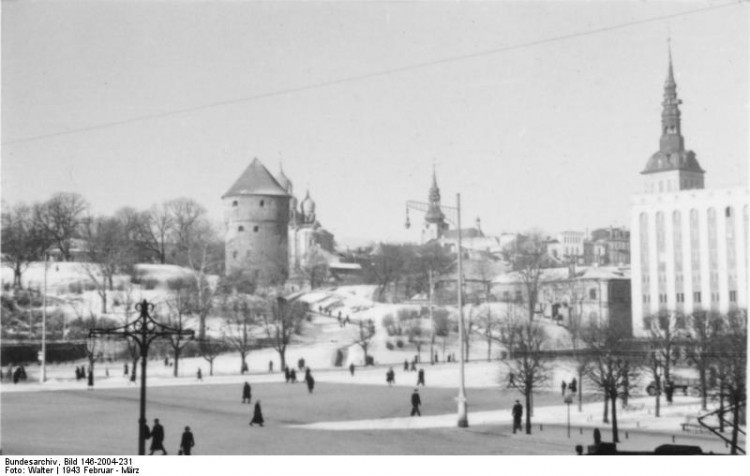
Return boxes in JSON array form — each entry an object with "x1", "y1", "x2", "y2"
[{"x1": 491, "y1": 265, "x2": 632, "y2": 337}]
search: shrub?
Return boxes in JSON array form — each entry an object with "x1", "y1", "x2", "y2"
[
  {"x1": 142, "y1": 278, "x2": 159, "y2": 290},
  {"x1": 385, "y1": 341, "x2": 395, "y2": 351},
  {"x1": 166, "y1": 278, "x2": 189, "y2": 291},
  {"x1": 396, "y1": 340, "x2": 404, "y2": 349},
  {"x1": 68, "y1": 282, "x2": 84, "y2": 294},
  {"x1": 84, "y1": 282, "x2": 96, "y2": 291}
]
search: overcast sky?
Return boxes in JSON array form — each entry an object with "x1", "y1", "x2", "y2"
[{"x1": 2, "y1": 1, "x2": 748, "y2": 246}]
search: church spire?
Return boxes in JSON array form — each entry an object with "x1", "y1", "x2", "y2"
[
  {"x1": 660, "y1": 41, "x2": 684, "y2": 153},
  {"x1": 425, "y1": 166, "x2": 445, "y2": 224}
]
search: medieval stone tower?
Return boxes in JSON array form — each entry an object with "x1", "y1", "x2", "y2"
[{"x1": 223, "y1": 158, "x2": 290, "y2": 284}]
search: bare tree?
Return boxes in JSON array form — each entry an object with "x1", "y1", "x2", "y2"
[
  {"x1": 367, "y1": 243, "x2": 410, "y2": 301},
  {"x1": 198, "y1": 338, "x2": 226, "y2": 376},
  {"x1": 503, "y1": 319, "x2": 550, "y2": 434},
  {"x1": 353, "y1": 318, "x2": 377, "y2": 364},
  {"x1": 507, "y1": 233, "x2": 547, "y2": 323},
  {"x1": 685, "y1": 311, "x2": 723, "y2": 411},
  {"x1": 643, "y1": 311, "x2": 684, "y2": 410},
  {"x1": 137, "y1": 203, "x2": 174, "y2": 264},
  {"x1": 223, "y1": 297, "x2": 260, "y2": 373},
  {"x1": 296, "y1": 246, "x2": 329, "y2": 289},
  {"x1": 580, "y1": 321, "x2": 639, "y2": 443},
  {"x1": 474, "y1": 304, "x2": 498, "y2": 361},
  {"x1": 713, "y1": 309, "x2": 747, "y2": 454},
  {"x1": 33, "y1": 192, "x2": 89, "y2": 261},
  {"x1": 432, "y1": 308, "x2": 451, "y2": 360},
  {"x1": 161, "y1": 284, "x2": 195, "y2": 377},
  {"x1": 1, "y1": 202, "x2": 50, "y2": 288},
  {"x1": 261, "y1": 295, "x2": 307, "y2": 371},
  {"x1": 80, "y1": 216, "x2": 133, "y2": 314}
]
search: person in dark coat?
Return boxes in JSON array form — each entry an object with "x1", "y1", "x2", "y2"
[
  {"x1": 561, "y1": 380, "x2": 567, "y2": 396},
  {"x1": 386, "y1": 368, "x2": 395, "y2": 386},
  {"x1": 250, "y1": 401, "x2": 264, "y2": 427},
  {"x1": 19, "y1": 365, "x2": 26, "y2": 381},
  {"x1": 410, "y1": 389, "x2": 422, "y2": 417},
  {"x1": 242, "y1": 382, "x2": 251, "y2": 403},
  {"x1": 13, "y1": 367, "x2": 21, "y2": 384},
  {"x1": 290, "y1": 368, "x2": 297, "y2": 383},
  {"x1": 305, "y1": 371, "x2": 315, "y2": 394},
  {"x1": 417, "y1": 368, "x2": 425, "y2": 386},
  {"x1": 403, "y1": 360, "x2": 409, "y2": 372},
  {"x1": 284, "y1": 366, "x2": 290, "y2": 383},
  {"x1": 180, "y1": 426, "x2": 195, "y2": 455},
  {"x1": 268, "y1": 360, "x2": 273, "y2": 373},
  {"x1": 507, "y1": 372, "x2": 515, "y2": 388},
  {"x1": 569, "y1": 378, "x2": 577, "y2": 393},
  {"x1": 410, "y1": 361, "x2": 417, "y2": 372},
  {"x1": 149, "y1": 418, "x2": 167, "y2": 455},
  {"x1": 87, "y1": 368, "x2": 94, "y2": 390},
  {"x1": 512, "y1": 400, "x2": 523, "y2": 434},
  {"x1": 196, "y1": 368, "x2": 203, "y2": 381},
  {"x1": 349, "y1": 363, "x2": 355, "y2": 376}
]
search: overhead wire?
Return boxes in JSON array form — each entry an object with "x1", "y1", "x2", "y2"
[{"x1": 2, "y1": 0, "x2": 746, "y2": 146}]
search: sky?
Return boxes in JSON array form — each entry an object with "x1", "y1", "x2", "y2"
[{"x1": 2, "y1": 0, "x2": 748, "y2": 247}]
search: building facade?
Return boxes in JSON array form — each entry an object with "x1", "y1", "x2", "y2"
[{"x1": 630, "y1": 51, "x2": 749, "y2": 336}]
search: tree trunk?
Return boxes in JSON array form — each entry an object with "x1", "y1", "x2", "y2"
[
  {"x1": 100, "y1": 290, "x2": 107, "y2": 314},
  {"x1": 603, "y1": 394, "x2": 609, "y2": 423},
  {"x1": 279, "y1": 351, "x2": 286, "y2": 372},
  {"x1": 199, "y1": 314, "x2": 207, "y2": 341},
  {"x1": 486, "y1": 331, "x2": 492, "y2": 361},
  {"x1": 14, "y1": 266, "x2": 22, "y2": 288},
  {"x1": 240, "y1": 352, "x2": 247, "y2": 374},
  {"x1": 577, "y1": 367, "x2": 583, "y2": 412},
  {"x1": 173, "y1": 348, "x2": 180, "y2": 377},
  {"x1": 524, "y1": 390, "x2": 532, "y2": 434},
  {"x1": 655, "y1": 375, "x2": 661, "y2": 417},
  {"x1": 699, "y1": 365, "x2": 707, "y2": 411},
  {"x1": 730, "y1": 394, "x2": 740, "y2": 455},
  {"x1": 209, "y1": 360, "x2": 214, "y2": 376},
  {"x1": 610, "y1": 390, "x2": 620, "y2": 443}
]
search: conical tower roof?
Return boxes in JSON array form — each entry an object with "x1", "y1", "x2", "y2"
[{"x1": 223, "y1": 158, "x2": 290, "y2": 198}]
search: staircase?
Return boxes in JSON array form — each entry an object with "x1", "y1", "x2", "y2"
[{"x1": 697, "y1": 402, "x2": 746, "y2": 454}]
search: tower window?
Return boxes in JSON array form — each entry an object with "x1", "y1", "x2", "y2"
[
  {"x1": 729, "y1": 290, "x2": 737, "y2": 302},
  {"x1": 589, "y1": 289, "x2": 597, "y2": 300},
  {"x1": 232, "y1": 201, "x2": 238, "y2": 207},
  {"x1": 232, "y1": 251, "x2": 238, "y2": 259},
  {"x1": 693, "y1": 292, "x2": 701, "y2": 303},
  {"x1": 260, "y1": 200, "x2": 265, "y2": 207},
  {"x1": 253, "y1": 226, "x2": 259, "y2": 232},
  {"x1": 726, "y1": 207, "x2": 732, "y2": 217},
  {"x1": 238, "y1": 226, "x2": 244, "y2": 232}
]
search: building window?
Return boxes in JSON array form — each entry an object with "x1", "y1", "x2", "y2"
[
  {"x1": 676, "y1": 293, "x2": 685, "y2": 303},
  {"x1": 729, "y1": 290, "x2": 737, "y2": 302},
  {"x1": 589, "y1": 289, "x2": 597, "y2": 300},
  {"x1": 515, "y1": 290, "x2": 522, "y2": 302},
  {"x1": 238, "y1": 226, "x2": 244, "y2": 232},
  {"x1": 253, "y1": 226, "x2": 259, "y2": 232},
  {"x1": 726, "y1": 207, "x2": 732, "y2": 218},
  {"x1": 643, "y1": 294, "x2": 650, "y2": 303},
  {"x1": 260, "y1": 200, "x2": 265, "y2": 207},
  {"x1": 693, "y1": 292, "x2": 701, "y2": 303}
]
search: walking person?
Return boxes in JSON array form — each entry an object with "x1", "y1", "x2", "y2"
[
  {"x1": 569, "y1": 378, "x2": 577, "y2": 393},
  {"x1": 249, "y1": 401, "x2": 264, "y2": 427},
  {"x1": 242, "y1": 382, "x2": 252, "y2": 404},
  {"x1": 349, "y1": 363, "x2": 355, "y2": 376},
  {"x1": 386, "y1": 367, "x2": 395, "y2": 386},
  {"x1": 268, "y1": 360, "x2": 273, "y2": 373},
  {"x1": 403, "y1": 360, "x2": 409, "y2": 372},
  {"x1": 417, "y1": 368, "x2": 425, "y2": 387},
  {"x1": 512, "y1": 400, "x2": 523, "y2": 434},
  {"x1": 124, "y1": 363, "x2": 129, "y2": 376},
  {"x1": 87, "y1": 368, "x2": 94, "y2": 390},
  {"x1": 290, "y1": 368, "x2": 297, "y2": 383},
  {"x1": 196, "y1": 368, "x2": 203, "y2": 381},
  {"x1": 179, "y1": 426, "x2": 195, "y2": 455},
  {"x1": 305, "y1": 369, "x2": 315, "y2": 394},
  {"x1": 561, "y1": 380, "x2": 567, "y2": 396},
  {"x1": 507, "y1": 372, "x2": 515, "y2": 388},
  {"x1": 149, "y1": 418, "x2": 168, "y2": 455},
  {"x1": 410, "y1": 389, "x2": 422, "y2": 416},
  {"x1": 284, "y1": 366, "x2": 290, "y2": 383}
]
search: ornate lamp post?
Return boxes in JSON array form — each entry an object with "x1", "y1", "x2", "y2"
[
  {"x1": 405, "y1": 193, "x2": 468, "y2": 428},
  {"x1": 89, "y1": 299, "x2": 194, "y2": 455}
]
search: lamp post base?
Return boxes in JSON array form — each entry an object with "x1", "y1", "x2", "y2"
[{"x1": 457, "y1": 397, "x2": 469, "y2": 428}]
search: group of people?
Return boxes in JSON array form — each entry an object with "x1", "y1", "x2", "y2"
[
  {"x1": 74, "y1": 365, "x2": 94, "y2": 389},
  {"x1": 143, "y1": 418, "x2": 195, "y2": 455},
  {"x1": 561, "y1": 378, "x2": 578, "y2": 396},
  {"x1": 2, "y1": 364, "x2": 27, "y2": 384}
]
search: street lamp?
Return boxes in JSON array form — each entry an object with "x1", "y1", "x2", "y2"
[
  {"x1": 564, "y1": 393, "x2": 574, "y2": 438},
  {"x1": 405, "y1": 193, "x2": 468, "y2": 428},
  {"x1": 89, "y1": 299, "x2": 194, "y2": 455},
  {"x1": 40, "y1": 254, "x2": 49, "y2": 383}
]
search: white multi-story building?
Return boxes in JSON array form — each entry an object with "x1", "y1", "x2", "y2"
[{"x1": 630, "y1": 51, "x2": 749, "y2": 336}]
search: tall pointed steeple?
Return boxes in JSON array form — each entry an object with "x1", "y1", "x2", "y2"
[
  {"x1": 660, "y1": 41, "x2": 684, "y2": 153},
  {"x1": 641, "y1": 42, "x2": 705, "y2": 192},
  {"x1": 425, "y1": 165, "x2": 445, "y2": 224}
]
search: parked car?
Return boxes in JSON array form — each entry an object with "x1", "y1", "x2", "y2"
[{"x1": 645, "y1": 378, "x2": 700, "y2": 396}]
